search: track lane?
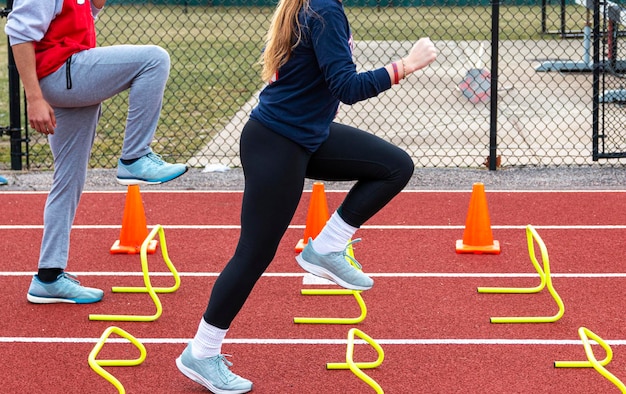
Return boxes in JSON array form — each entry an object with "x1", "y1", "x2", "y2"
[
  {"x1": 3, "y1": 190, "x2": 626, "y2": 393},
  {"x1": 3, "y1": 190, "x2": 626, "y2": 226}
]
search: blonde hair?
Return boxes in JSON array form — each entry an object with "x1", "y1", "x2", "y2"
[{"x1": 260, "y1": 0, "x2": 310, "y2": 82}]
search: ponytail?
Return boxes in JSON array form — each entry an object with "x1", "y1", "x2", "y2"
[{"x1": 260, "y1": 0, "x2": 310, "y2": 82}]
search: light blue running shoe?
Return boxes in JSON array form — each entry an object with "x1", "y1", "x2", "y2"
[
  {"x1": 176, "y1": 343, "x2": 253, "y2": 394},
  {"x1": 295, "y1": 238, "x2": 374, "y2": 291},
  {"x1": 27, "y1": 273, "x2": 104, "y2": 304},
  {"x1": 116, "y1": 152, "x2": 188, "y2": 185},
  {"x1": 0, "y1": 175, "x2": 7, "y2": 185}
]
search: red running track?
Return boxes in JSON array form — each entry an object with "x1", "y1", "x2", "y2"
[{"x1": 2, "y1": 189, "x2": 626, "y2": 393}]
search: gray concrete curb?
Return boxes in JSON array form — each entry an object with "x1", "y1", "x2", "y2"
[{"x1": 0, "y1": 166, "x2": 624, "y2": 191}]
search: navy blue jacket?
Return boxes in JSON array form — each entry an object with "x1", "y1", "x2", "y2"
[{"x1": 250, "y1": 0, "x2": 392, "y2": 152}]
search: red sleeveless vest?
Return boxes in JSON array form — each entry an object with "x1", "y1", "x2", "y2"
[{"x1": 34, "y1": 0, "x2": 96, "y2": 79}]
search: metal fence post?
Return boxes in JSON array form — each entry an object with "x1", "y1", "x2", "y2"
[
  {"x1": 2, "y1": 0, "x2": 24, "y2": 170},
  {"x1": 488, "y1": 0, "x2": 499, "y2": 171},
  {"x1": 592, "y1": 0, "x2": 600, "y2": 160}
]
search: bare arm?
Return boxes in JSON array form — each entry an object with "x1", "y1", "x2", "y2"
[
  {"x1": 11, "y1": 42, "x2": 56, "y2": 134},
  {"x1": 92, "y1": 0, "x2": 106, "y2": 10},
  {"x1": 385, "y1": 37, "x2": 438, "y2": 85}
]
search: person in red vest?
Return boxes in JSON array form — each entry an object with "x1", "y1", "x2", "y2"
[{"x1": 5, "y1": 0, "x2": 188, "y2": 304}]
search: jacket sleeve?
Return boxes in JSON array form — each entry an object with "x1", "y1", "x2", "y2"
[
  {"x1": 4, "y1": 0, "x2": 59, "y2": 45},
  {"x1": 310, "y1": 4, "x2": 392, "y2": 105}
]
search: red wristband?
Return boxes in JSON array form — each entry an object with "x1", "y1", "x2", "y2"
[{"x1": 392, "y1": 62, "x2": 399, "y2": 84}]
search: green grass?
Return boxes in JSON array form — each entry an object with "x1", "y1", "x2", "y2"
[{"x1": 0, "y1": 5, "x2": 580, "y2": 169}]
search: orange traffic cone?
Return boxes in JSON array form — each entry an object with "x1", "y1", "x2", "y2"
[
  {"x1": 456, "y1": 182, "x2": 500, "y2": 254},
  {"x1": 110, "y1": 185, "x2": 157, "y2": 254},
  {"x1": 295, "y1": 182, "x2": 330, "y2": 252}
]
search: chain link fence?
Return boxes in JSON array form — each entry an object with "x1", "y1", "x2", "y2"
[
  {"x1": 594, "y1": 0, "x2": 626, "y2": 159},
  {"x1": 1, "y1": 0, "x2": 623, "y2": 170}
]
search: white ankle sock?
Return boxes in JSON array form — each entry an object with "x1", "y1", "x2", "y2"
[
  {"x1": 191, "y1": 319, "x2": 228, "y2": 359},
  {"x1": 311, "y1": 211, "x2": 358, "y2": 255}
]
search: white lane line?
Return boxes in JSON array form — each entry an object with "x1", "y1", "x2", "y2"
[
  {"x1": 2, "y1": 272, "x2": 626, "y2": 278},
  {"x1": 2, "y1": 189, "x2": 625, "y2": 195},
  {"x1": 0, "y1": 337, "x2": 623, "y2": 345},
  {"x1": 1, "y1": 225, "x2": 626, "y2": 230}
]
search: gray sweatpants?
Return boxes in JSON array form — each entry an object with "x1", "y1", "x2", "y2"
[{"x1": 37, "y1": 44, "x2": 170, "y2": 269}]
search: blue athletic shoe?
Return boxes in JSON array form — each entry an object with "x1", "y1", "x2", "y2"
[
  {"x1": 296, "y1": 238, "x2": 374, "y2": 291},
  {"x1": 0, "y1": 175, "x2": 7, "y2": 185},
  {"x1": 116, "y1": 152, "x2": 188, "y2": 185},
  {"x1": 27, "y1": 273, "x2": 104, "y2": 304},
  {"x1": 176, "y1": 343, "x2": 253, "y2": 394}
]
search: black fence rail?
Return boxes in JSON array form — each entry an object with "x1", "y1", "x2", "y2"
[
  {"x1": 0, "y1": 0, "x2": 623, "y2": 171},
  {"x1": 591, "y1": 0, "x2": 626, "y2": 159}
]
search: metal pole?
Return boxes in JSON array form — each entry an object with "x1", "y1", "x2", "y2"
[
  {"x1": 541, "y1": 0, "x2": 547, "y2": 34},
  {"x1": 591, "y1": 0, "x2": 600, "y2": 160},
  {"x1": 560, "y1": 0, "x2": 566, "y2": 37},
  {"x1": 489, "y1": 0, "x2": 499, "y2": 171},
  {"x1": 3, "y1": 0, "x2": 23, "y2": 170}
]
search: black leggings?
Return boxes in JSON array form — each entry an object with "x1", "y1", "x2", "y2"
[{"x1": 203, "y1": 119, "x2": 414, "y2": 328}]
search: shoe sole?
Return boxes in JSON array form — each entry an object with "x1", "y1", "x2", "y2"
[
  {"x1": 26, "y1": 293, "x2": 102, "y2": 304},
  {"x1": 116, "y1": 167, "x2": 188, "y2": 186},
  {"x1": 175, "y1": 357, "x2": 251, "y2": 394},
  {"x1": 295, "y1": 254, "x2": 373, "y2": 291}
]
